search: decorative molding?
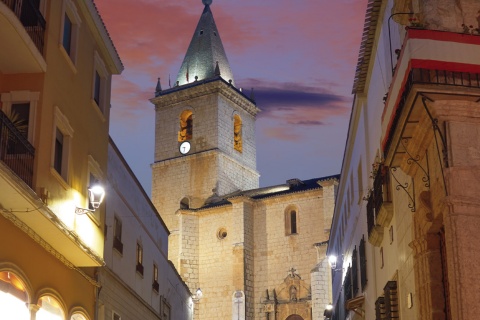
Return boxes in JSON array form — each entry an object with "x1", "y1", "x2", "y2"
[{"x1": 0, "y1": 208, "x2": 100, "y2": 287}]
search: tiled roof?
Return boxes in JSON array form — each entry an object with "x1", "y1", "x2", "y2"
[
  {"x1": 175, "y1": 3, "x2": 235, "y2": 86},
  {"x1": 197, "y1": 174, "x2": 340, "y2": 210}
]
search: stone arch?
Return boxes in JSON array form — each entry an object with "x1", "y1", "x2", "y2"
[
  {"x1": 285, "y1": 314, "x2": 304, "y2": 320},
  {"x1": 233, "y1": 114, "x2": 242, "y2": 152},
  {"x1": 70, "y1": 306, "x2": 91, "y2": 320},
  {"x1": 284, "y1": 204, "x2": 299, "y2": 235},
  {"x1": 35, "y1": 289, "x2": 67, "y2": 320},
  {"x1": 178, "y1": 109, "x2": 193, "y2": 141}
]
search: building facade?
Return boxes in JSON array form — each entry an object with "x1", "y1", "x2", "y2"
[
  {"x1": 150, "y1": 1, "x2": 337, "y2": 319},
  {"x1": 99, "y1": 139, "x2": 192, "y2": 320},
  {"x1": 1, "y1": 0, "x2": 122, "y2": 319},
  {"x1": 327, "y1": 0, "x2": 480, "y2": 319}
]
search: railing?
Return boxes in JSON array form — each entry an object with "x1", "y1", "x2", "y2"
[
  {"x1": 0, "y1": 110, "x2": 35, "y2": 187},
  {"x1": 1, "y1": 0, "x2": 46, "y2": 54},
  {"x1": 366, "y1": 192, "x2": 375, "y2": 237},
  {"x1": 384, "y1": 68, "x2": 480, "y2": 156}
]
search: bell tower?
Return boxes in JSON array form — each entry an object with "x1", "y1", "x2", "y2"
[{"x1": 150, "y1": 0, "x2": 260, "y2": 267}]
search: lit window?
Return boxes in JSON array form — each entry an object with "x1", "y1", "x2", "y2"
[
  {"x1": 1, "y1": 91, "x2": 40, "y2": 144},
  {"x1": 37, "y1": 295, "x2": 64, "y2": 320},
  {"x1": 152, "y1": 264, "x2": 159, "y2": 292},
  {"x1": 136, "y1": 243, "x2": 144, "y2": 275},
  {"x1": 60, "y1": 0, "x2": 81, "y2": 64},
  {"x1": 233, "y1": 114, "x2": 242, "y2": 152},
  {"x1": 0, "y1": 272, "x2": 29, "y2": 319},
  {"x1": 178, "y1": 110, "x2": 193, "y2": 141}
]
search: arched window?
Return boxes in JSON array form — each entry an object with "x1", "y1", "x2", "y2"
[
  {"x1": 37, "y1": 295, "x2": 65, "y2": 320},
  {"x1": 178, "y1": 110, "x2": 193, "y2": 141},
  {"x1": 0, "y1": 271, "x2": 29, "y2": 319},
  {"x1": 180, "y1": 197, "x2": 189, "y2": 209},
  {"x1": 233, "y1": 114, "x2": 242, "y2": 152},
  {"x1": 285, "y1": 207, "x2": 298, "y2": 235}
]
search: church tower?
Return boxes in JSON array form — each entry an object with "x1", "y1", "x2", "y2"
[
  {"x1": 150, "y1": 0, "x2": 259, "y2": 280},
  {"x1": 151, "y1": 2, "x2": 335, "y2": 320}
]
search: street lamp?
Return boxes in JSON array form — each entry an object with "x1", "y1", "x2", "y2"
[{"x1": 75, "y1": 183, "x2": 105, "y2": 214}]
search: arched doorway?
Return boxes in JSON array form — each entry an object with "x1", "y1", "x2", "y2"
[{"x1": 286, "y1": 315, "x2": 304, "y2": 320}]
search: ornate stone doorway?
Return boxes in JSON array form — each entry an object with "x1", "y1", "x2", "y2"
[{"x1": 286, "y1": 315, "x2": 304, "y2": 320}]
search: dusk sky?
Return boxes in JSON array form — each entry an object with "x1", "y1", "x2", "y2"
[{"x1": 95, "y1": 0, "x2": 368, "y2": 194}]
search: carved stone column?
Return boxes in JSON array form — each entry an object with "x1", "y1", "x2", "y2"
[{"x1": 409, "y1": 233, "x2": 446, "y2": 320}]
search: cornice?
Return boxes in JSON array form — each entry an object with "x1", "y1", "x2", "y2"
[{"x1": 150, "y1": 78, "x2": 260, "y2": 117}]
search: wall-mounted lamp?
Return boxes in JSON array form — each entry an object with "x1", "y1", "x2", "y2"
[
  {"x1": 324, "y1": 303, "x2": 333, "y2": 319},
  {"x1": 328, "y1": 255, "x2": 338, "y2": 270},
  {"x1": 192, "y1": 288, "x2": 203, "y2": 302},
  {"x1": 328, "y1": 255, "x2": 344, "y2": 272},
  {"x1": 75, "y1": 183, "x2": 105, "y2": 214}
]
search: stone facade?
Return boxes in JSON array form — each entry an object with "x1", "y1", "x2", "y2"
[
  {"x1": 150, "y1": 76, "x2": 337, "y2": 320},
  {"x1": 328, "y1": 0, "x2": 480, "y2": 319}
]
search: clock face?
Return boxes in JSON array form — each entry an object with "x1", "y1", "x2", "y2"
[{"x1": 179, "y1": 141, "x2": 191, "y2": 154}]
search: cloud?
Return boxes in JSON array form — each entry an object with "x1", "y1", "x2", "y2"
[{"x1": 239, "y1": 79, "x2": 350, "y2": 124}]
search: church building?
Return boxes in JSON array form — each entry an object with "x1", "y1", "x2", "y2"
[{"x1": 150, "y1": 1, "x2": 338, "y2": 319}]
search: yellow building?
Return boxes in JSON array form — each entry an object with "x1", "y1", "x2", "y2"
[{"x1": 0, "y1": 0, "x2": 122, "y2": 318}]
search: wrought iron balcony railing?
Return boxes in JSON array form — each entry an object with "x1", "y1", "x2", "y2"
[
  {"x1": 384, "y1": 68, "x2": 480, "y2": 157},
  {"x1": 0, "y1": 109, "x2": 35, "y2": 187},
  {"x1": 1, "y1": 0, "x2": 46, "y2": 54}
]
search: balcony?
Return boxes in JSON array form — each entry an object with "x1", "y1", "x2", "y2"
[
  {"x1": 0, "y1": 109, "x2": 34, "y2": 187},
  {"x1": 0, "y1": 0, "x2": 46, "y2": 73},
  {"x1": 366, "y1": 164, "x2": 393, "y2": 246},
  {"x1": 384, "y1": 68, "x2": 480, "y2": 159}
]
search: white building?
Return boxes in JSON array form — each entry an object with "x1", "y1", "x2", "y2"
[
  {"x1": 99, "y1": 139, "x2": 192, "y2": 320},
  {"x1": 327, "y1": 0, "x2": 480, "y2": 319}
]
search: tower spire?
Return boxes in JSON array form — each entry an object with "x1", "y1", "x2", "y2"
[{"x1": 175, "y1": 0, "x2": 234, "y2": 86}]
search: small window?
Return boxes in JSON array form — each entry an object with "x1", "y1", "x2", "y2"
[
  {"x1": 92, "y1": 52, "x2": 108, "y2": 115},
  {"x1": 53, "y1": 128, "x2": 64, "y2": 175},
  {"x1": 60, "y1": 0, "x2": 81, "y2": 64},
  {"x1": 62, "y1": 13, "x2": 72, "y2": 54},
  {"x1": 199, "y1": 30, "x2": 204, "y2": 35},
  {"x1": 285, "y1": 207, "x2": 298, "y2": 235},
  {"x1": 113, "y1": 216, "x2": 123, "y2": 254},
  {"x1": 161, "y1": 297, "x2": 171, "y2": 320},
  {"x1": 52, "y1": 107, "x2": 74, "y2": 184},
  {"x1": 1, "y1": 91, "x2": 40, "y2": 144},
  {"x1": 290, "y1": 211, "x2": 297, "y2": 234},
  {"x1": 359, "y1": 235, "x2": 368, "y2": 291},
  {"x1": 94, "y1": 71, "x2": 101, "y2": 105},
  {"x1": 178, "y1": 110, "x2": 193, "y2": 141},
  {"x1": 217, "y1": 227, "x2": 227, "y2": 240},
  {"x1": 152, "y1": 264, "x2": 159, "y2": 292},
  {"x1": 113, "y1": 312, "x2": 121, "y2": 320},
  {"x1": 180, "y1": 197, "x2": 189, "y2": 209},
  {"x1": 233, "y1": 114, "x2": 242, "y2": 152},
  {"x1": 136, "y1": 243, "x2": 144, "y2": 275}
]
